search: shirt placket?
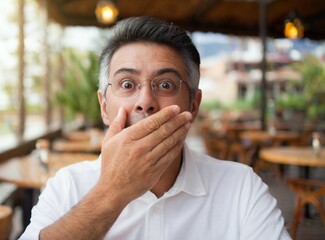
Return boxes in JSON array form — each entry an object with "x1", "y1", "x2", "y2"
[{"x1": 145, "y1": 199, "x2": 165, "y2": 240}]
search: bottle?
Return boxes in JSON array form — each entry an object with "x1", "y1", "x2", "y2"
[{"x1": 312, "y1": 132, "x2": 321, "y2": 158}]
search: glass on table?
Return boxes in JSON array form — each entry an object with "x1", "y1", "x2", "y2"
[
  {"x1": 36, "y1": 138, "x2": 50, "y2": 167},
  {"x1": 89, "y1": 128, "x2": 101, "y2": 146},
  {"x1": 312, "y1": 132, "x2": 322, "y2": 158}
]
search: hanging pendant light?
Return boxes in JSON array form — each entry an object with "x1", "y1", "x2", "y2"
[
  {"x1": 95, "y1": 0, "x2": 119, "y2": 24},
  {"x1": 284, "y1": 10, "x2": 304, "y2": 39}
]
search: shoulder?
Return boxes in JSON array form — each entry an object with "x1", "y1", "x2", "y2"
[
  {"x1": 184, "y1": 146, "x2": 261, "y2": 195},
  {"x1": 186, "y1": 146, "x2": 252, "y2": 177},
  {"x1": 56, "y1": 158, "x2": 101, "y2": 178},
  {"x1": 44, "y1": 158, "x2": 101, "y2": 198}
]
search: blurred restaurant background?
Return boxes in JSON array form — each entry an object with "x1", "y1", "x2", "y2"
[{"x1": 0, "y1": 0, "x2": 325, "y2": 239}]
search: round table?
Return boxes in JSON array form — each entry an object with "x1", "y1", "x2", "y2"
[
  {"x1": 261, "y1": 146, "x2": 325, "y2": 225},
  {"x1": 260, "y1": 147, "x2": 325, "y2": 167},
  {"x1": 240, "y1": 130, "x2": 300, "y2": 146}
]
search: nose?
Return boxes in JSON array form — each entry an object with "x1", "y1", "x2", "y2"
[{"x1": 134, "y1": 85, "x2": 159, "y2": 114}]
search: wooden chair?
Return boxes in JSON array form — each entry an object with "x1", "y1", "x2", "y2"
[
  {"x1": 227, "y1": 142, "x2": 252, "y2": 165},
  {"x1": 0, "y1": 205, "x2": 13, "y2": 240},
  {"x1": 289, "y1": 126, "x2": 314, "y2": 147},
  {"x1": 199, "y1": 123, "x2": 229, "y2": 159},
  {"x1": 287, "y1": 178, "x2": 325, "y2": 240}
]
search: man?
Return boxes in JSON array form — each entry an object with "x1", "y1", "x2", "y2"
[{"x1": 21, "y1": 16, "x2": 291, "y2": 239}]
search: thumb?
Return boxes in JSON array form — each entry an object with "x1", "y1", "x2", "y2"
[{"x1": 104, "y1": 107, "x2": 127, "y2": 141}]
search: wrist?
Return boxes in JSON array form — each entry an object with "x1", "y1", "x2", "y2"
[{"x1": 89, "y1": 182, "x2": 130, "y2": 215}]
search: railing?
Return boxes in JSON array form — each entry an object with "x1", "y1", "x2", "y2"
[{"x1": 0, "y1": 128, "x2": 62, "y2": 163}]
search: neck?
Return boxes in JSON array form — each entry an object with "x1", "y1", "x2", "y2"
[{"x1": 150, "y1": 150, "x2": 183, "y2": 198}]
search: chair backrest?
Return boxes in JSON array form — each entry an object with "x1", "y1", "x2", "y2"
[
  {"x1": 0, "y1": 205, "x2": 12, "y2": 240},
  {"x1": 199, "y1": 123, "x2": 229, "y2": 159}
]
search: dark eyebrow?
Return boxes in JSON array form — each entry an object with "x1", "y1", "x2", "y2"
[
  {"x1": 113, "y1": 68, "x2": 140, "y2": 77},
  {"x1": 155, "y1": 68, "x2": 183, "y2": 79},
  {"x1": 113, "y1": 67, "x2": 183, "y2": 79}
]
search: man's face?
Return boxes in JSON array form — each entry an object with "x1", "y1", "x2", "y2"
[{"x1": 98, "y1": 42, "x2": 201, "y2": 127}]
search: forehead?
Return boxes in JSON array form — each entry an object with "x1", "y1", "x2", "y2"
[{"x1": 109, "y1": 42, "x2": 187, "y2": 78}]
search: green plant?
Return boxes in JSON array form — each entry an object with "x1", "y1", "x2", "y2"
[
  {"x1": 300, "y1": 54, "x2": 325, "y2": 121},
  {"x1": 200, "y1": 99, "x2": 224, "y2": 110},
  {"x1": 55, "y1": 49, "x2": 102, "y2": 127},
  {"x1": 275, "y1": 55, "x2": 325, "y2": 122},
  {"x1": 275, "y1": 92, "x2": 307, "y2": 112},
  {"x1": 228, "y1": 90, "x2": 261, "y2": 111}
]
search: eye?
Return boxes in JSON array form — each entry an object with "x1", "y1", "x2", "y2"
[
  {"x1": 157, "y1": 80, "x2": 176, "y2": 90},
  {"x1": 120, "y1": 80, "x2": 136, "y2": 90}
]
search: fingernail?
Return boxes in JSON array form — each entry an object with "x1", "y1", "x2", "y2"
[
  {"x1": 185, "y1": 122, "x2": 191, "y2": 129},
  {"x1": 185, "y1": 112, "x2": 192, "y2": 121},
  {"x1": 171, "y1": 105, "x2": 180, "y2": 114}
]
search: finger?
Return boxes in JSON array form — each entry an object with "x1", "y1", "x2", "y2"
[
  {"x1": 152, "y1": 127, "x2": 188, "y2": 173},
  {"x1": 127, "y1": 105, "x2": 180, "y2": 140},
  {"x1": 142, "y1": 111, "x2": 192, "y2": 149},
  {"x1": 103, "y1": 107, "x2": 127, "y2": 142},
  {"x1": 150, "y1": 120, "x2": 190, "y2": 165}
]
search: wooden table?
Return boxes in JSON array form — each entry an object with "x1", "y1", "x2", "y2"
[
  {"x1": 52, "y1": 139, "x2": 102, "y2": 153},
  {"x1": 241, "y1": 130, "x2": 300, "y2": 145},
  {"x1": 0, "y1": 152, "x2": 98, "y2": 227},
  {"x1": 261, "y1": 146, "x2": 325, "y2": 221},
  {"x1": 260, "y1": 146, "x2": 325, "y2": 179},
  {"x1": 0, "y1": 152, "x2": 98, "y2": 189},
  {"x1": 260, "y1": 147, "x2": 325, "y2": 167},
  {"x1": 239, "y1": 130, "x2": 300, "y2": 167},
  {"x1": 65, "y1": 129, "x2": 105, "y2": 141}
]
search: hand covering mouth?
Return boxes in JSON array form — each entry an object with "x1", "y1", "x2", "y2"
[{"x1": 126, "y1": 112, "x2": 151, "y2": 128}]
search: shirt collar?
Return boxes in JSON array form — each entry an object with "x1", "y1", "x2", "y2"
[{"x1": 166, "y1": 144, "x2": 207, "y2": 197}]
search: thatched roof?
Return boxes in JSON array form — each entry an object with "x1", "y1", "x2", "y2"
[{"x1": 47, "y1": 0, "x2": 325, "y2": 40}]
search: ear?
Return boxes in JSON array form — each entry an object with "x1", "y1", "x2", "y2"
[
  {"x1": 190, "y1": 89, "x2": 202, "y2": 123},
  {"x1": 97, "y1": 90, "x2": 111, "y2": 126}
]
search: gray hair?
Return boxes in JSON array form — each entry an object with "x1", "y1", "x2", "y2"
[{"x1": 98, "y1": 16, "x2": 200, "y2": 99}]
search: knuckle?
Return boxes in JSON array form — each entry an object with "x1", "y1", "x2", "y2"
[
  {"x1": 159, "y1": 125, "x2": 170, "y2": 137},
  {"x1": 119, "y1": 129, "x2": 131, "y2": 143},
  {"x1": 131, "y1": 145, "x2": 146, "y2": 157},
  {"x1": 145, "y1": 118, "x2": 160, "y2": 131},
  {"x1": 164, "y1": 136, "x2": 176, "y2": 148}
]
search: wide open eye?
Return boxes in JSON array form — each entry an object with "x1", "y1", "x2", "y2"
[
  {"x1": 120, "y1": 80, "x2": 136, "y2": 90},
  {"x1": 155, "y1": 78, "x2": 179, "y2": 96},
  {"x1": 111, "y1": 78, "x2": 139, "y2": 97},
  {"x1": 158, "y1": 81, "x2": 174, "y2": 90}
]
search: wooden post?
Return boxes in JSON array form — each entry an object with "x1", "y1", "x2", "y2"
[
  {"x1": 57, "y1": 26, "x2": 65, "y2": 127},
  {"x1": 259, "y1": 0, "x2": 268, "y2": 131},
  {"x1": 17, "y1": 0, "x2": 25, "y2": 141},
  {"x1": 40, "y1": 0, "x2": 52, "y2": 128}
]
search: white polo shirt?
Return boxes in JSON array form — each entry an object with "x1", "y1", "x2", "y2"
[{"x1": 21, "y1": 145, "x2": 291, "y2": 240}]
